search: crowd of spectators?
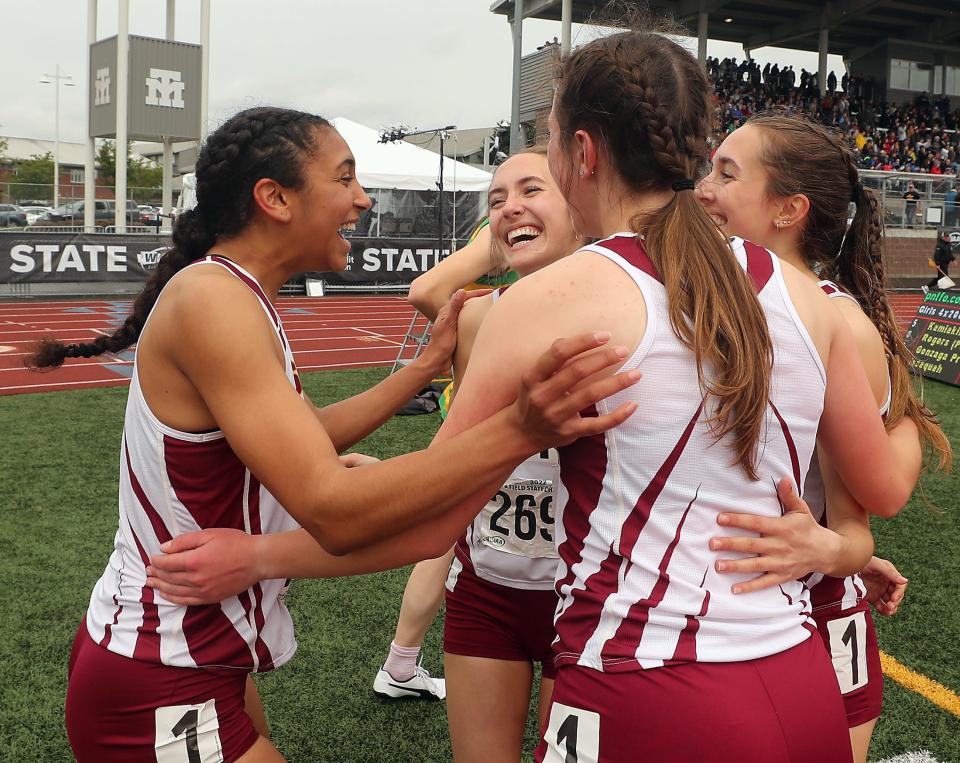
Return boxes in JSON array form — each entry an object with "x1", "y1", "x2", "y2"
[{"x1": 706, "y1": 56, "x2": 960, "y2": 177}]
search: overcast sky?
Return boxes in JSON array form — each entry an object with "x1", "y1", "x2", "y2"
[{"x1": 3, "y1": 0, "x2": 843, "y2": 146}]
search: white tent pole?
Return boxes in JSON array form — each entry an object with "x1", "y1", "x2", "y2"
[
  {"x1": 451, "y1": 132, "x2": 458, "y2": 249},
  {"x1": 115, "y1": 0, "x2": 129, "y2": 231}
]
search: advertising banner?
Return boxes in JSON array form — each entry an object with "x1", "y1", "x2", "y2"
[
  {"x1": 312, "y1": 236, "x2": 452, "y2": 285},
  {"x1": 905, "y1": 290, "x2": 960, "y2": 387},
  {"x1": 0, "y1": 233, "x2": 172, "y2": 284},
  {"x1": 0, "y1": 234, "x2": 447, "y2": 287}
]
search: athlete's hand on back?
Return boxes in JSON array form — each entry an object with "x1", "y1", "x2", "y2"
[
  {"x1": 146, "y1": 529, "x2": 258, "y2": 606},
  {"x1": 709, "y1": 478, "x2": 834, "y2": 594}
]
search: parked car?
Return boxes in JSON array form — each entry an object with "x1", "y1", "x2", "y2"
[
  {"x1": 39, "y1": 199, "x2": 139, "y2": 225},
  {"x1": 21, "y1": 206, "x2": 54, "y2": 226},
  {"x1": 0, "y1": 204, "x2": 27, "y2": 227},
  {"x1": 138, "y1": 205, "x2": 161, "y2": 225}
]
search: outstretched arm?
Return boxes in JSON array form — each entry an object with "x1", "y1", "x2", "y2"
[{"x1": 148, "y1": 337, "x2": 641, "y2": 602}]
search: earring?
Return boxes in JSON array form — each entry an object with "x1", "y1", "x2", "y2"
[{"x1": 579, "y1": 168, "x2": 584, "y2": 178}]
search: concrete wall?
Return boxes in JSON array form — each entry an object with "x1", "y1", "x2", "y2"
[{"x1": 885, "y1": 229, "x2": 939, "y2": 287}]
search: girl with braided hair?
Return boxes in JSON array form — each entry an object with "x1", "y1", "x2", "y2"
[
  {"x1": 424, "y1": 30, "x2": 921, "y2": 762},
  {"x1": 151, "y1": 148, "x2": 589, "y2": 761},
  {"x1": 696, "y1": 112, "x2": 951, "y2": 763},
  {"x1": 32, "y1": 106, "x2": 640, "y2": 762}
]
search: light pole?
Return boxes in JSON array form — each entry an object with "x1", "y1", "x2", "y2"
[{"x1": 40, "y1": 64, "x2": 74, "y2": 209}]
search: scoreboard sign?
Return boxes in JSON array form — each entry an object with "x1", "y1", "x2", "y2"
[{"x1": 904, "y1": 290, "x2": 960, "y2": 386}]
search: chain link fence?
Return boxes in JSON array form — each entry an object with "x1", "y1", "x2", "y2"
[{"x1": 0, "y1": 182, "x2": 163, "y2": 208}]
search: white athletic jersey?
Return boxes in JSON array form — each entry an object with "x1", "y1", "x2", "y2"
[
  {"x1": 85, "y1": 255, "x2": 302, "y2": 672},
  {"x1": 448, "y1": 286, "x2": 561, "y2": 591},
  {"x1": 551, "y1": 234, "x2": 825, "y2": 673},
  {"x1": 803, "y1": 280, "x2": 891, "y2": 610}
]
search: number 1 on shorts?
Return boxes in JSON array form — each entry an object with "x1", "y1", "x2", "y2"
[
  {"x1": 826, "y1": 611, "x2": 869, "y2": 694},
  {"x1": 155, "y1": 700, "x2": 223, "y2": 762},
  {"x1": 543, "y1": 702, "x2": 600, "y2": 763}
]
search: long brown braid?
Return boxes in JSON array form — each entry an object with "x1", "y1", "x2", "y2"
[
  {"x1": 26, "y1": 107, "x2": 329, "y2": 369},
  {"x1": 554, "y1": 31, "x2": 774, "y2": 480},
  {"x1": 749, "y1": 113, "x2": 951, "y2": 472}
]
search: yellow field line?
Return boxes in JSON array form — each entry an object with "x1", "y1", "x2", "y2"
[{"x1": 880, "y1": 650, "x2": 960, "y2": 718}]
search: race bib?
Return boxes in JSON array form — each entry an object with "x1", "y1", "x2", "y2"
[
  {"x1": 477, "y1": 450, "x2": 559, "y2": 559},
  {"x1": 155, "y1": 700, "x2": 223, "y2": 762}
]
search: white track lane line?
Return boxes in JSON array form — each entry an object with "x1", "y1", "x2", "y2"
[
  {"x1": 0, "y1": 377, "x2": 129, "y2": 393},
  {"x1": 350, "y1": 327, "x2": 404, "y2": 346}
]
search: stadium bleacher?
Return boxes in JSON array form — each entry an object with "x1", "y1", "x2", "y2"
[{"x1": 707, "y1": 56, "x2": 959, "y2": 176}]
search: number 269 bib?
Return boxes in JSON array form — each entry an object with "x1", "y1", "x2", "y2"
[{"x1": 478, "y1": 452, "x2": 559, "y2": 559}]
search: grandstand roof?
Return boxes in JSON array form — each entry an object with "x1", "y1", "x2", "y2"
[{"x1": 490, "y1": 1, "x2": 960, "y2": 58}]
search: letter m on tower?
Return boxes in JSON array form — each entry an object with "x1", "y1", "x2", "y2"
[
  {"x1": 144, "y1": 68, "x2": 186, "y2": 108},
  {"x1": 94, "y1": 68, "x2": 111, "y2": 106}
]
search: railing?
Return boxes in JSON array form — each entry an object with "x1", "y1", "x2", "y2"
[
  {"x1": 859, "y1": 170, "x2": 958, "y2": 230},
  {"x1": 0, "y1": 225, "x2": 104, "y2": 234}
]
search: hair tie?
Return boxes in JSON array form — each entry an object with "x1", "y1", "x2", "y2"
[
  {"x1": 672, "y1": 179, "x2": 696, "y2": 192},
  {"x1": 851, "y1": 181, "x2": 863, "y2": 203},
  {"x1": 65, "y1": 342, "x2": 98, "y2": 359}
]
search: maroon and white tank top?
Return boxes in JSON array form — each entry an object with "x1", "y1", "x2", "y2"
[{"x1": 85, "y1": 255, "x2": 302, "y2": 672}]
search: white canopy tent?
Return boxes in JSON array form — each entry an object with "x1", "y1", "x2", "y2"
[{"x1": 330, "y1": 117, "x2": 493, "y2": 192}]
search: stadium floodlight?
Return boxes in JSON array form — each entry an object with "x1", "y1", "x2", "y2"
[{"x1": 40, "y1": 64, "x2": 75, "y2": 210}]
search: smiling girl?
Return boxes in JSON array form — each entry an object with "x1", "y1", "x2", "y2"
[{"x1": 696, "y1": 113, "x2": 950, "y2": 762}]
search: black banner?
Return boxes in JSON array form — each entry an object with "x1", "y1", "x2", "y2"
[
  {"x1": 1, "y1": 233, "x2": 449, "y2": 286},
  {"x1": 0, "y1": 232, "x2": 172, "y2": 283},
  {"x1": 905, "y1": 290, "x2": 960, "y2": 387},
  {"x1": 312, "y1": 236, "x2": 451, "y2": 285}
]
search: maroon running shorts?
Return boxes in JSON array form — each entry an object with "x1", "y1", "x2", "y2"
[
  {"x1": 813, "y1": 598, "x2": 884, "y2": 727},
  {"x1": 535, "y1": 634, "x2": 852, "y2": 762},
  {"x1": 66, "y1": 623, "x2": 260, "y2": 762},
  {"x1": 444, "y1": 562, "x2": 559, "y2": 679}
]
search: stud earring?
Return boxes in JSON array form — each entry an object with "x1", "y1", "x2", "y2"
[{"x1": 579, "y1": 168, "x2": 584, "y2": 178}]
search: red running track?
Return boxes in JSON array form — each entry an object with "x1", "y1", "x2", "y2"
[
  {"x1": 0, "y1": 292, "x2": 925, "y2": 397},
  {"x1": 0, "y1": 296, "x2": 428, "y2": 396}
]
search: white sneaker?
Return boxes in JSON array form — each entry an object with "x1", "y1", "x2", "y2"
[
  {"x1": 922, "y1": 285, "x2": 930, "y2": 294},
  {"x1": 373, "y1": 664, "x2": 446, "y2": 700}
]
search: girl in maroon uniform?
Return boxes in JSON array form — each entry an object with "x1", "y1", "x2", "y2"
[{"x1": 696, "y1": 113, "x2": 951, "y2": 763}]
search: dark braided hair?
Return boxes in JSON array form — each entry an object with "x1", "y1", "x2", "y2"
[
  {"x1": 749, "y1": 113, "x2": 951, "y2": 473},
  {"x1": 26, "y1": 106, "x2": 329, "y2": 369},
  {"x1": 554, "y1": 30, "x2": 774, "y2": 480}
]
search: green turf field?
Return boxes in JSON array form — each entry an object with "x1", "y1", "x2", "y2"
[{"x1": 1, "y1": 368, "x2": 958, "y2": 762}]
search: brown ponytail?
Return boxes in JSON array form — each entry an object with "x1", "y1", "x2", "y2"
[
  {"x1": 26, "y1": 107, "x2": 330, "y2": 370},
  {"x1": 749, "y1": 113, "x2": 951, "y2": 472},
  {"x1": 554, "y1": 31, "x2": 773, "y2": 479}
]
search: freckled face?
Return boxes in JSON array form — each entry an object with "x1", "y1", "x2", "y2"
[{"x1": 487, "y1": 153, "x2": 579, "y2": 277}]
